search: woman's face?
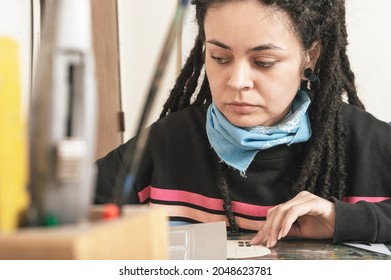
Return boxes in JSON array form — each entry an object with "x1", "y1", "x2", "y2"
[{"x1": 204, "y1": 0, "x2": 307, "y2": 127}]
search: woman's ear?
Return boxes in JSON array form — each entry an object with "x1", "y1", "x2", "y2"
[{"x1": 301, "y1": 42, "x2": 321, "y2": 78}]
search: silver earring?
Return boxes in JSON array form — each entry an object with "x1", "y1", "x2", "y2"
[{"x1": 304, "y1": 68, "x2": 317, "y2": 90}]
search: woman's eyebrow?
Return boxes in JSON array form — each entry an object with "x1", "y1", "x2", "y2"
[
  {"x1": 250, "y1": 43, "x2": 283, "y2": 52},
  {"x1": 206, "y1": 39, "x2": 283, "y2": 52},
  {"x1": 206, "y1": 39, "x2": 231, "y2": 49}
]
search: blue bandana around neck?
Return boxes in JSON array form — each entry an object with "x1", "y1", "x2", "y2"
[{"x1": 206, "y1": 90, "x2": 312, "y2": 175}]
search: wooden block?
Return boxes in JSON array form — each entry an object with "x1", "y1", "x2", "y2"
[{"x1": 0, "y1": 206, "x2": 168, "y2": 260}]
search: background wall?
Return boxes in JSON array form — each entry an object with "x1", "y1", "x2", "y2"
[
  {"x1": 345, "y1": 0, "x2": 391, "y2": 123},
  {"x1": 118, "y1": 0, "x2": 391, "y2": 142},
  {"x1": 0, "y1": 0, "x2": 35, "y2": 116},
  {"x1": 117, "y1": 0, "x2": 180, "y2": 141}
]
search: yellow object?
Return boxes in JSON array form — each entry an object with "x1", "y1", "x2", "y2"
[{"x1": 0, "y1": 37, "x2": 29, "y2": 232}]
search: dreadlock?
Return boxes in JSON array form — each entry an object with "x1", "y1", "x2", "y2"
[
  {"x1": 159, "y1": 0, "x2": 365, "y2": 231},
  {"x1": 159, "y1": 34, "x2": 209, "y2": 118}
]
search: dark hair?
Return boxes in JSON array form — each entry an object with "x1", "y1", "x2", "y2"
[{"x1": 160, "y1": 0, "x2": 365, "y2": 231}]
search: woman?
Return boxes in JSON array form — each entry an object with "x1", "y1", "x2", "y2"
[{"x1": 96, "y1": 0, "x2": 391, "y2": 248}]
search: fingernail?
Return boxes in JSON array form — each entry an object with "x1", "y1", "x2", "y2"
[{"x1": 277, "y1": 229, "x2": 283, "y2": 240}]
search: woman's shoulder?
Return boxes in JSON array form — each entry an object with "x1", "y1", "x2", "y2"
[
  {"x1": 341, "y1": 102, "x2": 391, "y2": 137},
  {"x1": 152, "y1": 103, "x2": 209, "y2": 131},
  {"x1": 146, "y1": 103, "x2": 211, "y2": 154}
]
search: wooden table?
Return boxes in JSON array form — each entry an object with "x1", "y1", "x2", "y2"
[{"x1": 228, "y1": 233, "x2": 391, "y2": 260}]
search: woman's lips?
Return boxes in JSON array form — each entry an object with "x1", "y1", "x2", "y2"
[{"x1": 227, "y1": 102, "x2": 258, "y2": 114}]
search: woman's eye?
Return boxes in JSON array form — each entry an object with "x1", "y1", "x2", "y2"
[
  {"x1": 254, "y1": 60, "x2": 276, "y2": 68},
  {"x1": 211, "y1": 55, "x2": 231, "y2": 64}
]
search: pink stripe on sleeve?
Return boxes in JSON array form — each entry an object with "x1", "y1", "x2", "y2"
[
  {"x1": 141, "y1": 186, "x2": 273, "y2": 217},
  {"x1": 138, "y1": 185, "x2": 151, "y2": 203},
  {"x1": 232, "y1": 201, "x2": 272, "y2": 217},
  {"x1": 342, "y1": 196, "x2": 390, "y2": 203},
  {"x1": 150, "y1": 187, "x2": 224, "y2": 211}
]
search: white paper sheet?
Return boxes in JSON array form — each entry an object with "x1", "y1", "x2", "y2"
[{"x1": 342, "y1": 242, "x2": 391, "y2": 256}]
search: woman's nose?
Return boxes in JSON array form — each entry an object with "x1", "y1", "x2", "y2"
[{"x1": 226, "y1": 61, "x2": 253, "y2": 91}]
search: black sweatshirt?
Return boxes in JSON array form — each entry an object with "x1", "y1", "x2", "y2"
[{"x1": 96, "y1": 103, "x2": 391, "y2": 243}]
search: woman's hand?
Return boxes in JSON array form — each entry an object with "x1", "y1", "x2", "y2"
[{"x1": 251, "y1": 191, "x2": 336, "y2": 248}]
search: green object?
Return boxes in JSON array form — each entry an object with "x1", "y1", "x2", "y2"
[{"x1": 43, "y1": 213, "x2": 60, "y2": 227}]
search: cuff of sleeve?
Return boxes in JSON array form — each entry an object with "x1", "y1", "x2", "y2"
[{"x1": 332, "y1": 197, "x2": 377, "y2": 243}]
